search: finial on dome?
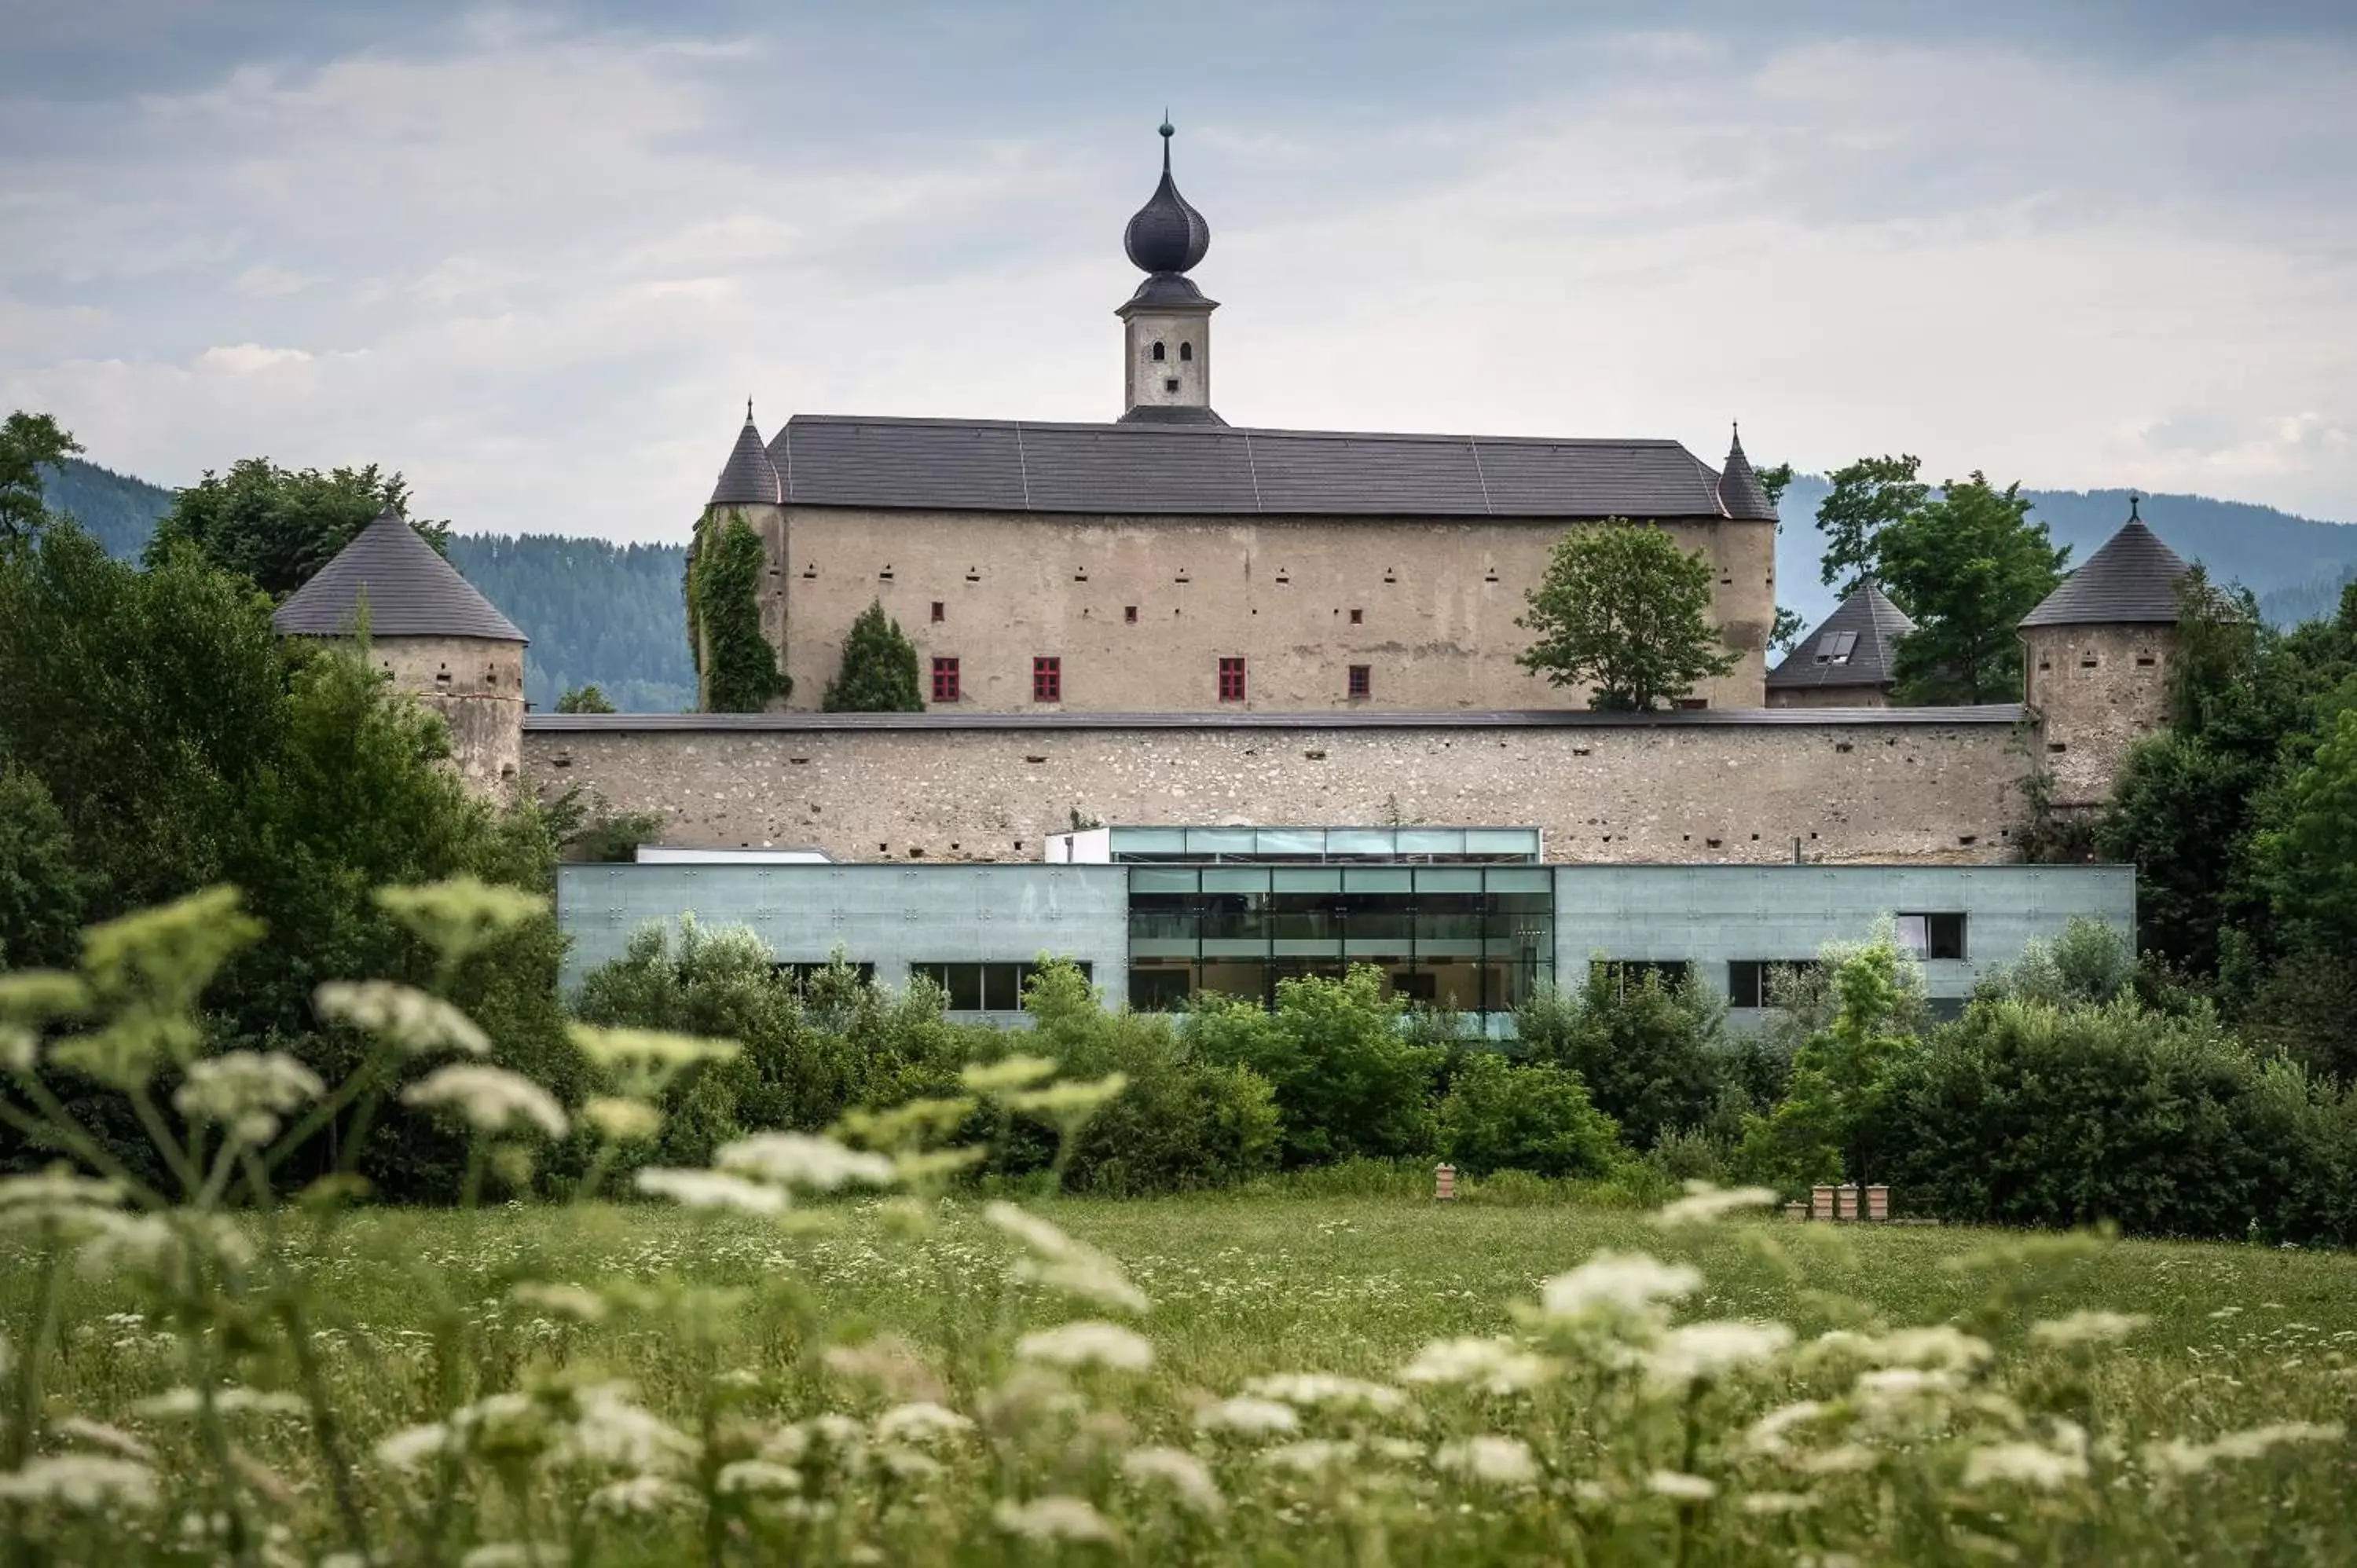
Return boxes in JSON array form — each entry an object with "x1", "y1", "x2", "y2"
[
  {"x1": 746, "y1": 396, "x2": 755, "y2": 424},
  {"x1": 1124, "y1": 118, "x2": 1211, "y2": 276},
  {"x1": 2128, "y1": 492, "x2": 2143, "y2": 522}
]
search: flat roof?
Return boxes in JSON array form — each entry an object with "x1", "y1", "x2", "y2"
[{"x1": 528, "y1": 705, "x2": 2028, "y2": 734}]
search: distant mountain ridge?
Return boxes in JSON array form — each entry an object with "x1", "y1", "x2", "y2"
[{"x1": 36, "y1": 456, "x2": 2357, "y2": 710}]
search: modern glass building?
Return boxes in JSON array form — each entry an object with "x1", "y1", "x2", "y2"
[{"x1": 555, "y1": 826, "x2": 2136, "y2": 1035}]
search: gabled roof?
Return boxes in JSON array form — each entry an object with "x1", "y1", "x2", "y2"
[
  {"x1": 2019, "y1": 514, "x2": 2189, "y2": 628},
  {"x1": 1767, "y1": 581, "x2": 1915, "y2": 691},
  {"x1": 761, "y1": 415, "x2": 1743, "y2": 519},
  {"x1": 709, "y1": 409, "x2": 783, "y2": 507},
  {"x1": 273, "y1": 512, "x2": 526, "y2": 643}
]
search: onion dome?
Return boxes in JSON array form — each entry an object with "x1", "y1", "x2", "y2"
[
  {"x1": 1715, "y1": 424, "x2": 1776, "y2": 522},
  {"x1": 1123, "y1": 119, "x2": 1211, "y2": 277},
  {"x1": 2020, "y1": 496, "x2": 2191, "y2": 628},
  {"x1": 709, "y1": 400, "x2": 783, "y2": 507}
]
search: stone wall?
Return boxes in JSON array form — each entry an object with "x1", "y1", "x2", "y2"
[
  {"x1": 1766, "y1": 685, "x2": 1890, "y2": 709},
  {"x1": 373, "y1": 635, "x2": 526, "y2": 800},
  {"x1": 2021, "y1": 623, "x2": 2173, "y2": 808},
  {"x1": 739, "y1": 505, "x2": 1776, "y2": 715},
  {"x1": 524, "y1": 710, "x2": 2035, "y2": 866}
]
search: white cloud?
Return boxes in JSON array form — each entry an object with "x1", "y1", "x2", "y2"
[
  {"x1": 196, "y1": 343, "x2": 314, "y2": 373},
  {"x1": 231, "y1": 263, "x2": 321, "y2": 297}
]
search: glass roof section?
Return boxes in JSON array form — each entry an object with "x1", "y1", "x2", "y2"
[{"x1": 1105, "y1": 826, "x2": 1541, "y2": 863}]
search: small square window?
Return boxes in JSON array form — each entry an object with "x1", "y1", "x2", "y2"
[
  {"x1": 1217, "y1": 656, "x2": 1247, "y2": 702},
  {"x1": 930, "y1": 657, "x2": 960, "y2": 704},
  {"x1": 1347, "y1": 664, "x2": 1370, "y2": 698},
  {"x1": 1163, "y1": 377, "x2": 1180, "y2": 393},
  {"x1": 929, "y1": 601, "x2": 944, "y2": 624},
  {"x1": 1124, "y1": 605, "x2": 1138, "y2": 624},
  {"x1": 1349, "y1": 607, "x2": 1363, "y2": 625},
  {"x1": 1676, "y1": 698, "x2": 1709, "y2": 710},
  {"x1": 1895, "y1": 912, "x2": 1967, "y2": 962},
  {"x1": 1032, "y1": 656, "x2": 1061, "y2": 702}
]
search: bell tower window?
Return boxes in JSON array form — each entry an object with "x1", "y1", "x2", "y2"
[
  {"x1": 1178, "y1": 342, "x2": 1193, "y2": 362},
  {"x1": 1151, "y1": 341, "x2": 1166, "y2": 361}
]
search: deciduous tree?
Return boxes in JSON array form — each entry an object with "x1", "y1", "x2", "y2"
[
  {"x1": 1516, "y1": 520, "x2": 1738, "y2": 712},
  {"x1": 148, "y1": 457, "x2": 445, "y2": 596},
  {"x1": 1879, "y1": 474, "x2": 2068, "y2": 704},
  {"x1": 1815, "y1": 454, "x2": 1928, "y2": 594},
  {"x1": 0, "y1": 410, "x2": 82, "y2": 544}
]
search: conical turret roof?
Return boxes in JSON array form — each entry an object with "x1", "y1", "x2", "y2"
[
  {"x1": 709, "y1": 405, "x2": 783, "y2": 507},
  {"x1": 273, "y1": 511, "x2": 526, "y2": 643},
  {"x1": 2019, "y1": 500, "x2": 2189, "y2": 628},
  {"x1": 1715, "y1": 426, "x2": 1776, "y2": 521},
  {"x1": 1767, "y1": 580, "x2": 1914, "y2": 691}
]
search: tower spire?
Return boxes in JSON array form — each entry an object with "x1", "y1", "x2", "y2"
[{"x1": 1116, "y1": 119, "x2": 1223, "y2": 425}]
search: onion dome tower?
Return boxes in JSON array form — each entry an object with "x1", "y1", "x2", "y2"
[{"x1": 1116, "y1": 119, "x2": 1224, "y2": 425}]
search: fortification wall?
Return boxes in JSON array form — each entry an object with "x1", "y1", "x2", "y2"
[
  {"x1": 524, "y1": 711, "x2": 2033, "y2": 866},
  {"x1": 373, "y1": 635, "x2": 526, "y2": 800}
]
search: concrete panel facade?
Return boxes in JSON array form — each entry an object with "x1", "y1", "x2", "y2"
[
  {"x1": 2021, "y1": 623, "x2": 2174, "y2": 808},
  {"x1": 1553, "y1": 863, "x2": 2137, "y2": 1017},
  {"x1": 743, "y1": 506, "x2": 1775, "y2": 714},
  {"x1": 524, "y1": 711, "x2": 2036, "y2": 867},
  {"x1": 555, "y1": 862, "x2": 1131, "y2": 1009}
]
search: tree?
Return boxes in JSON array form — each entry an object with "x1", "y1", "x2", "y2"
[
  {"x1": 0, "y1": 764, "x2": 84, "y2": 968},
  {"x1": 1739, "y1": 935, "x2": 1923, "y2": 1189},
  {"x1": 0, "y1": 410, "x2": 82, "y2": 544},
  {"x1": 1516, "y1": 520, "x2": 1739, "y2": 712},
  {"x1": 1769, "y1": 606, "x2": 1808, "y2": 656},
  {"x1": 1878, "y1": 474, "x2": 2067, "y2": 704},
  {"x1": 1754, "y1": 460, "x2": 1795, "y2": 517},
  {"x1": 823, "y1": 599, "x2": 925, "y2": 713},
  {"x1": 148, "y1": 457, "x2": 445, "y2": 597},
  {"x1": 685, "y1": 511, "x2": 790, "y2": 713},
  {"x1": 556, "y1": 684, "x2": 616, "y2": 714},
  {"x1": 1815, "y1": 454, "x2": 1928, "y2": 594}
]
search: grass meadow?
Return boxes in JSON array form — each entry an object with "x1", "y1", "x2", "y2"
[{"x1": 23, "y1": 1186, "x2": 2357, "y2": 1566}]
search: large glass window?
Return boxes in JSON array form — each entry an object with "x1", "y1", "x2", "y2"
[
  {"x1": 910, "y1": 961, "x2": 1091, "y2": 1012},
  {"x1": 1896, "y1": 913, "x2": 1968, "y2": 961}
]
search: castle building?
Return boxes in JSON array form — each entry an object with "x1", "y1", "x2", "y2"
[
  {"x1": 1766, "y1": 581, "x2": 1915, "y2": 708},
  {"x1": 698, "y1": 125, "x2": 1779, "y2": 715},
  {"x1": 273, "y1": 510, "x2": 528, "y2": 798},
  {"x1": 2018, "y1": 497, "x2": 2191, "y2": 808}
]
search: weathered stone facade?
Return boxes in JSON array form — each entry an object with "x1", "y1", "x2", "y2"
[
  {"x1": 372, "y1": 635, "x2": 526, "y2": 800},
  {"x1": 734, "y1": 504, "x2": 1775, "y2": 715},
  {"x1": 1766, "y1": 685, "x2": 1890, "y2": 710},
  {"x1": 2020, "y1": 622, "x2": 2173, "y2": 808},
  {"x1": 524, "y1": 710, "x2": 2033, "y2": 866}
]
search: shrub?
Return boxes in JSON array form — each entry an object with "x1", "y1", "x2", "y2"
[
  {"x1": 1437, "y1": 1051, "x2": 1622, "y2": 1178},
  {"x1": 1974, "y1": 918, "x2": 2136, "y2": 1008},
  {"x1": 1186, "y1": 966, "x2": 1442, "y2": 1167},
  {"x1": 1737, "y1": 936, "x2": 1924, "y2": 1191},
  {"x1": 823, "y1": 599, "x2": 924, "y2": 713},
  {"x1": 1517, "y1": 966, "x2": 1726, "y2": 1150}
]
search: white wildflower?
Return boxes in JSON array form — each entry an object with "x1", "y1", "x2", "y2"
[
  {"x1": 2031, "y1": 1310, "x2": 2150, "y2": 1349},
  {"x1": 1196, "y1": 1396, "x2": 1301, "y2": 1437},
  {"x1": 510, "y1": 1282, "x2": 606, "y2": 1322},
  {"x1": 375, "y1": 1423, "x2": 449, "y2": 1471},
  {"x1": 173, "y1": 1051, "x2": 323, "y2": 1143},
  {"x1": 555, "y1": 1383, "x2": 697, "y2": 1473},
  {"x1": 879, "y1": 1445, "x2": 943, "y2": 1480},
  {"x1": 1005, "y1": 1074, "x2": 1128, "y2": 1119},
  {"x1": 54, "y1": 1416, "x2": 152, "y2": 1464},
  {"x1": 460, "y1": 1545, "x2": 530, "y2": 1568},
  {"x1": 1648, "y1": 1469, "x2": 1720, "y2": 1500},
  {"x1": 1261, "y1": 1438, "x2": 1356, "y2": 1475},
  {"x1": 78, "y1": 1211, "x2": 253, "y2": 1278},
  {"x1": 0, "y1": 1454, "x2": 158, "y2": 1510},
  {"x1": 1860, "y1": 1326, "x2": 1993, "y2": 1371},
  {"x1": 1854, "y1": 1367, "x2": 1958, "y2": 1401},
  {"x1": 400, "y1": 1064, "x2": 567, "y2": 1138},
  {"x1": 1121, "y1": 1447, "x2": 1224, "y2": 1515},
  {"x1": 1646, "y1": 1321, "x2": 1794, "y2": 1386},
  {"x1": 959, "y1": 1054, "x2": 1058, "y2": 1093},
  {"x1": 983, "y1": 1200, "x2": 1150, "y2": 1314},
  {"x1": 1015, "y1": 1321, "x2": 1156, "y2": 1372},
  {"x1": 565, "y1": 1024, "x2": 739, "y2": 1072},
  {"x1": 313, "y1": 981, "x2": 489, "y2": 1057},
  {"x1": 137, "y1": 1386, "x2": 305, "y2": 1418},
  {"x1": 718, "y1": 1132, "x2": 895, "y2": 1191},
  {"x1": 633, "y1": 1167, "x2": 787, "y2": 1214},
  {"x1": 1798, "y1": 1443, "x2": 1879, "y2": 1476},
  {"x1": 2207, "y1": 1421, "x2": 2343, "y2": 1461},
  {"x1": 1398, "y1": 1335, "x2": 1554, "y2": 1394},
  {"x1": 1962, "y1": 1442, "x2": 2090, "y2": 1490},
  {"x1": 1242, "y1": 1372, "x2": 1407, "y2": 1413},
  {"x1": 588, "y1": 1475, "x2": 690, "y2": 1515},
  {"x1": 0, "y1": 1169, "x2": 126, "y2": 1231},
  {"x1": 992, "y1": 1495, "x2": 1120, "y2": 1544},
  {"x1": 717, "y1": 1460, "x2": 801, "y2": 1495},
  {"x1": 1742, "y1": 1491, "x2": 1816, "y2": 1515},
  {"x1": 1653, "y1": 1181, "x2": 1780, "y2": 1228},
  {"x1": 1434, "y1": 1434, "x2": 1539, "y2": 1486},
  {"x1": 582, "y1": 1096, "x2": 662, "y2": 1143},
  {"x1": 1745, "y1": 1400, "x2": 1827, "y2": 1456},
  {"x1": 871, "y1": 1402, "x2": 973, "y2": 1446},
  {"x1": 1541, "y1": 1251, "x2": 1701, "y2": 1323}
]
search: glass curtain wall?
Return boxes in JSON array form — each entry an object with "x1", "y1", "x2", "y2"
[{"x1": 1127, "y1": 866, "x2": 1552, "y2": 1022}]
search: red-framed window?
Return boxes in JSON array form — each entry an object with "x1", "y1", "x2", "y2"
[
  {"x1": 930, "y1": 657, "x2": 960, "y2": 703},
  {"x1": 1217, "y1": 656, "x2": 1247, "y2": 702},
  {"x1": 1347, "y1": 664, "x2": 1371, "y2": 698},
  {"x1": 1032, "y1": 656, "x2": 1061, "y2": 702}
]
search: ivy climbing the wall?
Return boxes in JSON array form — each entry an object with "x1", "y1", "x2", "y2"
[{"x1": 685, "y1": 509, "x2": 789, "y2": 713}]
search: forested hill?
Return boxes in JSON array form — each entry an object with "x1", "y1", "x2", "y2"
[
  {"x1": 39, "y1": 456, "x2": 696, "y2": 713},
  {"x1": 38, "y1": 452, "x2": 2357, "y2": 710}
]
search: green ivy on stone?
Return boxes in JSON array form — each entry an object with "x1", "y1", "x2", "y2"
[{"x1": 686, "y1": 509, "x2": 788, "y2": 713}]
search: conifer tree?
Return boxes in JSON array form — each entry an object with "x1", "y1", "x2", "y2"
[{"x1": 823, "y1": 599, "x2": 925, "y2": 713}]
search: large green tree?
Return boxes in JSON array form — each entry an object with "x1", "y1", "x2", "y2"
[
  {"x1": 823, "y1": 599, "x2": 925, "y2": 713},
  {"x1": 1877, "y1": 474, "x2": 2068, "y2": 704},
  {"x1": 0, "y1": 410, "x2": 82, "y2": 544},
  {"x1": 149, "y1": 457, "x2": 445, "y2": 597},
  {"x1": 1815, "y1": 454, "x2": 1930, "y2": 594},
  {"x1": 1516, "y1": 519, "x2": 1738, "y2": 711}
]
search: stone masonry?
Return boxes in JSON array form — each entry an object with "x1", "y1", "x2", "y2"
[
  {"x1": 2019, "y1": 623, "x2": 2172, "y2": 808},
  {"x1": 525, "y1": 711, "x2": 2034, "y2": 866},
  {"x1": 373, "y1": 634, "x2": 526, "y2": 800}
]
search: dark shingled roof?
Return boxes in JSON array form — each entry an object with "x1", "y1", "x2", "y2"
[
  {"x1": 762, "y1": 416, "x2": 1743, "y2": 518},
  {"x1": 1715, "y1": 428, "x2": 1777, "y2": 522},
  {"x1": 2019, "y1": 515, "x2": 2190, "y2": 628},
  {"x1": 1768, "y1": 581, "x2": 1915, "y2": 691},
  {"x1": 273, "y1": 512, "x2": 527, "y2": 643},
  {"x1": 709, "y1": 411, "x2": 783, "y2": 507},
  {"x1": 528, "y1": 704, "x2": 2024, "y2": 734}
]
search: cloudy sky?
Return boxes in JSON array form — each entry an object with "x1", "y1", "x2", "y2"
[{"x1": 4, "y1": 0, "x2": 2355, "y2": 544}]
